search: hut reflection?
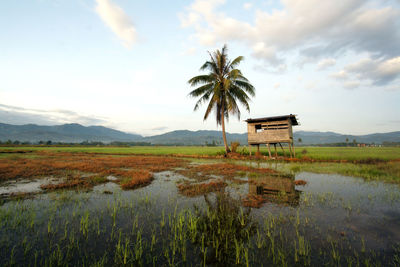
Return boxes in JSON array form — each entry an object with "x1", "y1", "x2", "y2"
[{"x1": 244, "y1": 175, "x2": 301, "y2": 207}]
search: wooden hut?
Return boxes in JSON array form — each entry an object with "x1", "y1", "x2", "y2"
[
  {"x1": 248, "y1": 175, "x2": 300, "y2": 206},
  {"x1": 245, "y1": 114, "x2": 299, "y2": 158}
]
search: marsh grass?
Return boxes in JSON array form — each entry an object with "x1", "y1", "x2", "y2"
[
  {"x1": 286, "y1": 161, "x2": 400, "y2": 183},
  {"x1": 0, "y1": 188, "x2": 399, "y2": 266},
  {"x1": 2, "y1": 146, "x2": 399, "y2": 161},
  {"x1": 0, "y1": 153, "x2": 186, "y2": 193},
  {"x1": 177, "y1": 180, "x2": 227, "y2": 197}
]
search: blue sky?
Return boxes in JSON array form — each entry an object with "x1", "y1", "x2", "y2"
[{"x1": 0, "y1": 0, "x2": 399, "y2": 136}]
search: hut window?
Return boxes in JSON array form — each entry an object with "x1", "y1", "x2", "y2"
[
  {"x1": 262, "y1": 123, "x2": 289, "y2": 130},
  {"x1": 255, "y1": 124, "x2": 262, "y2": 133}
]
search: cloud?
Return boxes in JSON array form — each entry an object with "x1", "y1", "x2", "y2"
[
  {"x1": 317, "y1": 58, "x2": 336, "y2": 70},
  {"x1": 95, "y1": 0, "x2": 137, "y2": 48},
  {"x1": 0, "y1": 103, "x2": 107, "y2": 126},
  {"x1": 243, "y1": 3, "x2": 253, "y2": 10},
  {"x1": 343, "y1": 81, "x2": 360, "y2": 89},
  {"x1": 181, "y1": 47, "x2": 197, "y2": 56},
  {"x1": 273, "y1": 82, "x2": 280, "y2": 89},
  {"x1": 330, "y1": 70, "x2": 348, "y2": 80},
  {"x1": 150, "y1": 126, "x2": 169, "y2": 131},
  {"x1": 180, "y1": 0, "x2": 400, "y2": 74},
  {"x1": 343, "y1": 56, "x2": 400, "y2": 85}
]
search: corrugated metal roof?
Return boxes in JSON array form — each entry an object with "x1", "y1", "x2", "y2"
[{"x1": 245, "y1": 114, "x2": 299, "y2": 125}]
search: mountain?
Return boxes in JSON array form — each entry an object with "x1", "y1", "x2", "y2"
[
  {"x1": 143, "y1": 130, "x2": 247, "y2": 145},
  {"x1": 293, "y1": 131, "x2": 400, "y2": 145},
  {"x1": 0, "y1": 122, "x2": 399, "y2": 145},
  {"x1": 0, "y1": 123, "x2": 142, "y2": 143}
]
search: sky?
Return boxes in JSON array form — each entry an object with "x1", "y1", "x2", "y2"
[{"x1": 0, "y1": 0, "x2": 399, "y2": 136}]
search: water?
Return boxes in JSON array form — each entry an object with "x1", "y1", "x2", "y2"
[{"x1": 0, "y1": 164, "x2": 399, "y2": 266}]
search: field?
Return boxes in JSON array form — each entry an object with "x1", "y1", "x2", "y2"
[
  {"x1": 0, "y1": 147, "x2": 400, "y2": 266},
  {"x1": 2, "y1": 145, "x2": 400, "y2": 160}
]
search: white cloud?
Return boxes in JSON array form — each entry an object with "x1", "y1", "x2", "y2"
[
  {"x1": 243, "y1": 3, "x2": 253, "y2": 10},
  {"x1": 0, "y1": 103, "x2": 107, "y2": 126},
  {"x1": 317, "y1": 58, "x2": 336, "y2": 70},
  {"x1": 330, "y1": 70, "x2": 348, "y2": 80},
  {"x1": 343, "y1": 81, "x2": 360, "y2": 89},
  {"x1": 273, "y1": 82, "x2": 280, "y2": 89},
  {"x1": 95, "y1": 0, "x2": 137, "y2": 48},
  {"x1": 181, "y1": 47, "x2": 197, "y2": 56},
  {"x1": 344, "y1": 56, "x2": 400, "y2": 85},
  {"x1": 180, "y1": 0, "x2": 400, "y2": 79}
]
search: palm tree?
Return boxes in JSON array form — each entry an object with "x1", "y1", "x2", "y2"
[{"x1": 188, "y1": 45, "x2": 255, "y2": 153}]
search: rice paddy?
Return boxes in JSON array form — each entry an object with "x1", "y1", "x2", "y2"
[{"x1": 0, "y1": 150, "x2": 400, "y2": 266}]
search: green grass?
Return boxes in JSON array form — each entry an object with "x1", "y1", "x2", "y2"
[
  {"x1": 0, "y1": 146, "x2": 226, "y2": 156},
  {"x1": 293, "y1": 146, "x2": 400, "y2": 161},
  {"x1": 1, "y1": 146, "x2": 400, "y2": 161},
  {"x1": 280, "y1": 161, "x2": 400, "y2": 183}
]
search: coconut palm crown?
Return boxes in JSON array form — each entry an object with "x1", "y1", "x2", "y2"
[{"x1": 188, "y1": 45, "x2": 255, "y2": 153}]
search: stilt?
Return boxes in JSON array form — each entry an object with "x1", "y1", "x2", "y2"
[
  {"x1": 288, "y1": 141, "x2": 293, "y2": 158},
  {"x1": 267, "y1": 143, "x2": 272, "y2": 158},
  {"x1": 279, "y1": 143, "x2": 285, "y2": 157},
  {"x1": 257, "y1": 144, "x2": 260, "y2": 155},
  {"x1": 292, "y1": 141, "x2": 296, "y2": 157},
  {"x1": 274, "y1": 143, "x2": 277, "y2": 158},
  {"x1": 249, "y1": 144, "x2": 251, "y2": 156}
]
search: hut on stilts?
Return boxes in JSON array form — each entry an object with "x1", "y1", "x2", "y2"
[{"x1": 245, "y1": 114, "x2": 299, "y2": 158}]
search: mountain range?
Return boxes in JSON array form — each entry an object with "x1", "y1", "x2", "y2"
[{"x1": 0, "y1": 122, "x2": 399, "y2": 145}]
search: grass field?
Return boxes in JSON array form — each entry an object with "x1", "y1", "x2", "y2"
[{"x1": 1, "y1": 145, "x2": 399, "y2": 161}]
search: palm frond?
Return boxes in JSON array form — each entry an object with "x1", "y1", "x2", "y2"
[
  {"x1": 229, "y1": 56, "x2": 244, "y2": 69},
  {"x1": 188, "y1": 75, "x2": 213, "y2": 86},
  {"x1": 229, "y1": 85, "x2": 251, "y2": 112},
  {"x1": 188, "y1": 83, "x2": 214, "y2": 98},
  {"x1": 194, "y1": 89, "x2": 213, "y2": 111},
  {"x1": 233, "y1": 80, "x2": 255, "y2": 97}
]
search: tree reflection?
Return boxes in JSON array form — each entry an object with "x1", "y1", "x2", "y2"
[{"x1": 193, "y1": 192, "x2": 256, "y2": 265}]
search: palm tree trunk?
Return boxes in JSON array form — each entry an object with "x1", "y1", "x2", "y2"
[{"x1": 221, "y1": 109, "x2": 231, "y2": 154}]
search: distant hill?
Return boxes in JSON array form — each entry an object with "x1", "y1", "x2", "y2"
[
  {"x1": 0, "y1": 122, "x2": 399, "y2": 145},
  {"x1": 143, "y1": 130, "x2": 246, "y2": 145},
  {"x1": 0, "y1": 123, "x2": 142, "y2": 143},
  {"x1": 293, "y1": 131, "x2": 400, "y2": 145}
]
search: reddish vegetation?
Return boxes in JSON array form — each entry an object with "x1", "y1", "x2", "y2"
[
  {"x1": 120, "y1": 170, "x2": 153, "y2": 190},
  {"x1": 242, "y1": 194, "x2": 265, "y2": 208},
  {"x1": 0, "y1": 152, "x2": 186, "y2": 190},
  {"x1": 177, "y1": 180, "x2": 227, "y2": 197},
  {"x1": 40, "y1": 179, "x2": 88, "y2": 190},
  {"x1": 294, "y1": 180, "x2": 307, "y2": 186},
  {"x1": 177, "y1": 163, "x2": 277, "y2": 181}
]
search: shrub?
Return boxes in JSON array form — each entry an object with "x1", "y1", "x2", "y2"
[{"x1": 231, "y1": 141, "x2": 240, "y2": 153}]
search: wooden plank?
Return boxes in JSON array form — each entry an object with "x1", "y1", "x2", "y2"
[
  {"x1": 279, "y1": 142, "x2": 285, "y2": 157},
  {"x1": 292, "y1": 141, "x2": 296, "y2": 157},
  {"x1": 258, "y1": 120, "x2": 289, "y2": 126},
  {"x1": 267, "y1": 143, "x2": 271, "y2": 158}
]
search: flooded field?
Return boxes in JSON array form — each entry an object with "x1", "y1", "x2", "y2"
[{"x1": 0, "y1": 154, "x2": 400, "y2": 266}]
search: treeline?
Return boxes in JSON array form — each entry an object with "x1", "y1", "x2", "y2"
[{"x1": 0, "y1": 140, "x2": 151, "y2": 146}]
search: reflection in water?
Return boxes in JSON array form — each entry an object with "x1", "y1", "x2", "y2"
[
  {"x1": 193, "y1": 192, "x2": 256, "y2": 265},
  {"x1": 245, "y1": 175, "x2": 301, "y2": 207}
]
